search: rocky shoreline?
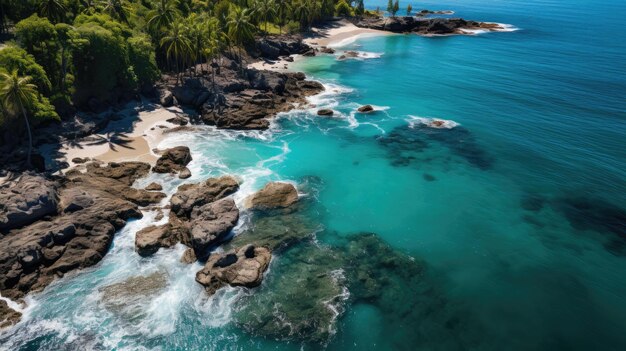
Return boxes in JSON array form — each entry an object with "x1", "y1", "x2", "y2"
[
  {"x1": 354, "y1": 16, "x2": 510, "y2": 36},
  {"x1": 0, "y1": 15, "x2": 510, "y2": 335}
]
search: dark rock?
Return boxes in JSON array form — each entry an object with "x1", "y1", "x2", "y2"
[
  {"x1": 145, "y1": 182, "x2": 163, "y2": 191},
  {"x1": 170, "y1": 175, "x2": 239, "y2": 217},
  {"x1": 135, "y1": 224, "x2": 178, "y2": 257},
  {"x1": 245, "y1": 182, "x2": 299, "y2": 213},
  {"x1": 195, "y1": 245, "x2": 271, "y2": 295},
  {"x1": 214, "y1": 253, "x2": 238, "y2": 268},
  {"x1": 152, "y1": 146, "x2": 192, "y2": 174},
  {"x1": 72, "y1": 157, "x2": 90, "y2": 164},
  {"x1": 159, "y1": 89, "x2": 175, "y2": 107},
  {"x1": 187, "y1": 198, "x2": 239, "y2": 253},
  {"x1": 357, "y1": 105, "x2": 374, "y2": 113},
  {"x1": 355, "y1": 16, "x2": 505, "y2": 35},
  {"x1": 0, "y1": 174, "x2": 58, "y2": 232},
  {"x1": 317, "y1": 109, "x2": 334, "y2": 116},
  {"x1": 166, "y1": 116, "x2": 188, "y2": 126},
  {"x1": 179, "y1": 167, "x2": 192, "y2": 179},
  {"x1": 423, "y1": 173, "x2": 436, "y2": 182},
  {"x1": 0, "y1": 300, "x2": 22, "y2": 328},
  {"x1": 0, "y1": 162, "x2": 164, "y2": 300},
  {"x1": 320, "y1": 47, "x2": 335, "y2": 54},
  {"x1": 180, "y1": 248, "x2": 197, "y2": 264}
]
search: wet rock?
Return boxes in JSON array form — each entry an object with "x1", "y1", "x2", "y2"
[
  {"x1": 195, "y1": 245, "x2": 271, "y2": 295},
  {"x1": 135, "y1": 224, "x2": 178, "y2": 257},
  {"x1": 317, "y1": 109, "x2": 334, "y2": 116},
  {"x1": 152, "y1": 146, "x2": 192, "y2": 174},
  {"x1": 178, "y1": 167, "x2": 192, "y2": 179},
  {"x1": 320, "y1": 47, "x2": 335, "y2": 54},
  {"x1": 186, "y1": 198, "x2": 239, "y2": 253},
  {"x1": 0, "y1": 173, "x2": 58, "y2": 232},
  {"x1": 245, "y1": 182, "x2": 299, "y2": 213},
  {"x1": 357, "y1": 104, "x2": 374, "y2": 113},
  {"x1": 0, "y1": 299, "x2": 22, "y2": 328},
  {"x1": 100, "y1": 272, "x2": 168, "y2": 318},
  {"x1": 180, "y1": 248, "x2": 197, "y2": 264},
  {"x1": 170, "y1": 175, "x2": 239, "y2": 217},
  {"x1": 145, "y1": 182, "x2": 163, "y2": 191},
  {"x1": 0, "y1": 162, "x2": 160, "y2": 300}
]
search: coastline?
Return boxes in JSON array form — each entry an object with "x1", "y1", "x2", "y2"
[
  {"x1": 53, "y1": 106, "x2": 184, "y2": 169},
  {"x1": 248, "y1": 19, "x2": 391, "y2": 72}
]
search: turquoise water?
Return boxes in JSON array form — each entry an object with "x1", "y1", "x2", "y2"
[{"x1": 2, "y1": 0, "x2": 626, "y2": 350}]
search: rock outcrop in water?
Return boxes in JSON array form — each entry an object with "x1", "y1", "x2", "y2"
[
  {"x1": 152, "y1": 146, "x2": 192, "y2": 177},
  {"x1": 355, "y1": 16, "x2": 506, "y2": 35},
  {"x1": 0, "y1": 162, "x2": 165, "y2": 303},
  {"x1": 195, "y1": 245, "x2": 271, "y2": 295},
  {"x1": 100, "y1": 271, "x2": 169, "y2": 319},
  {"x1": 137, "y1": 176, "x2": 241, "y2": 258},
  {"x1": 244, "y1": 181, "x2": 299, "y2": 213}
]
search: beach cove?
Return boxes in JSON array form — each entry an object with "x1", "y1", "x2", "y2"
[{"x1": 1, "y1": 0, "x2": 626, "y2": 350}]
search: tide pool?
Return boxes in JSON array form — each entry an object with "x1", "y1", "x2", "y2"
[{"x1": 2, "y1": 0, "x2": 626, "y2": 350}]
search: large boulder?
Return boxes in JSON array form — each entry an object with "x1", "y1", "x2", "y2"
[
  {"x1": 135, "y1": 224, "x2": 178, "y2": 257},
  {"x1": 152, "y1": 146, "x2": 192, "y2": 174},
  {"x1": 170, "y1": 176, "x2": 239, "y2": 217},
  {"x1": 317, "y1": 109, "x2": 334, "y2": 116},
  {"x1": 195, "y1": 244, "x2": 271, "y2": 295},
  {"x1": 187, "y1": 198, "x2": 240, "y2": 253},
  {"x1": 357, "y1": 105, "x2": 374, "y2": 113},
  {"x1": 0, "y1": 174, "x2": 58, "y2": 232},
  {"x1": 245, "y1": 182, "x2": 299, "y2": 212}
]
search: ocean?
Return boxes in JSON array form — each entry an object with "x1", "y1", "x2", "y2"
[{"x1": 2, "y1": 0, "x2": 625, "y2": 349}]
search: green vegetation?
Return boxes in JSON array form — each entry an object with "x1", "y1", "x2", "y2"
[{"x1": 0, "y1": 0, "x2": 369, "y2": 132}]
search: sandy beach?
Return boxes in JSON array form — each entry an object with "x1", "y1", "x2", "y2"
[
  {"x1": 57, "y1": 20, "x2": 389, "y2": 169},
  {"x1": 54, "y1": 105, "x2": 183, "y2": 169},
  {"x1": 248, "y1": 20, "x2": 390, "y2": 71}
]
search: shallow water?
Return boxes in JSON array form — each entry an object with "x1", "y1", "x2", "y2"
[{"x1": 2, "y1": 0, "x2": 626, "y2": 350}]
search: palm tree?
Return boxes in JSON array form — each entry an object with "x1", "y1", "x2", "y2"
[
  {"x1": 294, "y1": 1, "x2": 311, "y2": 31},
  {"x1": 147, "y1": 0, "x2": 179, "y2": 35},
  {"x1": 100, "y1": 0, "x2": 131, "y2": 24},
  {"x1": 0, "y1": 70, "x2": 39, "y2": 167},
  {"x1": 160, "y1": 21, "x2": 192, "y2": 84},
  {"x1": 39, "y1": 0, "x2": 67, "y2": 23},
  {"x1": 255, "y1": 0, "x2": 277, "y2": 35},
  {"x1": 276, "y1": 0, "x2": 290, "y2": 34},
  {"x1": 227, "y1": 7, "x2": 255, "y2": 74}
]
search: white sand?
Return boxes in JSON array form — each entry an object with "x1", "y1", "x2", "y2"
[
  {"x1": 248, "y1": 20, "x2": 391, "y2": 72},
  {"x1": 304, "y1": 19, "x2": 391, "y2": 48},
  {"x1": 57, "y1": 105, "x2": 183, "y2": 168}
]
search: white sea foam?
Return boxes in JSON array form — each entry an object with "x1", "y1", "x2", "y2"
[
  {"x1": 408, "y1": 115, "x2": 460, "y2": 129},
  {"x1": 336, "y1": 51, "x2": 384, "y2": 61}
]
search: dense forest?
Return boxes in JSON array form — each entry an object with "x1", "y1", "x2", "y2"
[{"x1": 0, "y1": 0, "x2": 370, "y2": 145}]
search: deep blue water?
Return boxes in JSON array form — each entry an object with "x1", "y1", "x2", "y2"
[{"x1": 2, "y1": 0, "x2": 625, "y2": 350}]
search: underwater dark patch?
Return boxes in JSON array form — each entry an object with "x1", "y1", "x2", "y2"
[
  {"x1": 423, "y1": 173, "x2": 437, "y2": 181},
  {"x1": 377, "y1": 124, "x2": 494, "y2": 170},
  {"x1": 554, "y1": 197, "x2": 626, "y2": 256},
  {"x1": 521, "y1": 193, "x2": 546, "y2": 212}
]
